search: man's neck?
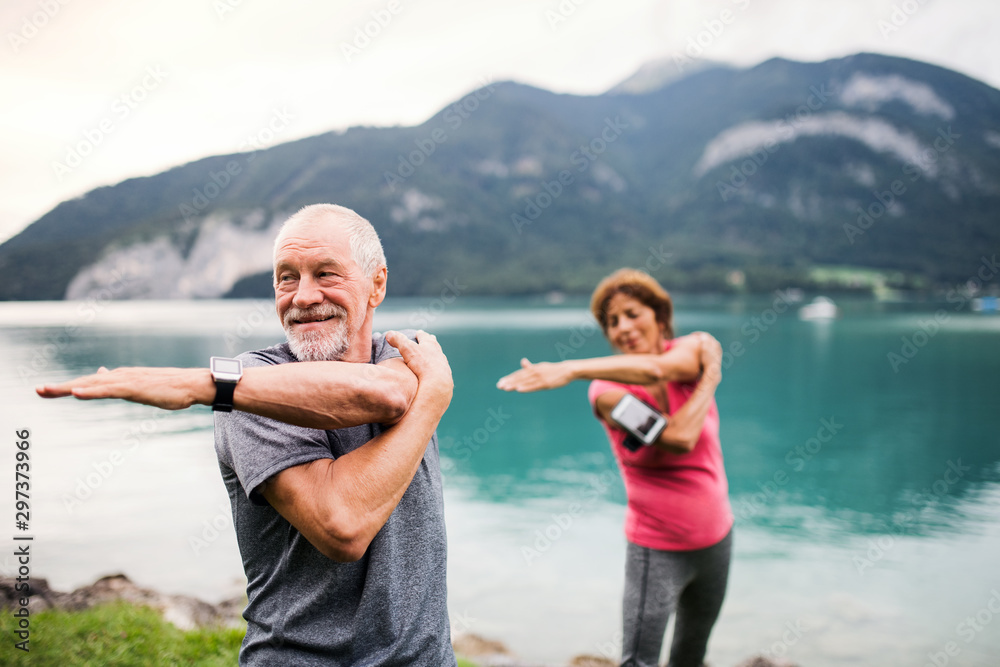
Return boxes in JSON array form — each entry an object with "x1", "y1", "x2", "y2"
[{"x1": 339, "y1": 316, "x2": 376, "y2": 364}]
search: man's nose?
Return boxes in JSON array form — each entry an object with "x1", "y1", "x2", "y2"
[{"x1": 292, "y1": 275, "x2": 323, "y2": 308}]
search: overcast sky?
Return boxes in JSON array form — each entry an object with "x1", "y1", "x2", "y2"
[{"x1": 1, "y1": 0, "x2": 997, "y2": 243}]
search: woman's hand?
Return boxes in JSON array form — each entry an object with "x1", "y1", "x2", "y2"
[
  {"x1": 695, "y1": 332, "x2": 723, "y2": 386},
  {"x1": 497, "y1": 358, "x2": 575, "y2": 393}
]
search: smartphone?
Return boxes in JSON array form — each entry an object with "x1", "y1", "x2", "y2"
[{"x1": 610, "y1": 393, "x2": 668, "y2": 447}]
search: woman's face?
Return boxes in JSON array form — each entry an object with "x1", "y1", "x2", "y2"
[{"x1": 604, "y1": 292, "x2": 666, "y2": 355}]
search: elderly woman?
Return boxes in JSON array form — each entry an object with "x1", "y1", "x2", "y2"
[{"x1": 497, "y1": 268, "x2": 732, "y2": 667}]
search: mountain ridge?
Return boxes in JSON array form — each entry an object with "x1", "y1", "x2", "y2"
[{"x1": 2, "y1": 52, "x2": 998, "y2": 300}]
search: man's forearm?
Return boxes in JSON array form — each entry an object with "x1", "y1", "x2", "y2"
[
  {"x1": 36, "y1": 359, "x2": 417, "y2": 431},
  {"x1": 233, "y1": 360, "x2": 416, "y2": 430}
]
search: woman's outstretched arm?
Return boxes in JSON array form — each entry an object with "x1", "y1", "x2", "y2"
[{"x1": 496, "y1": 332, "x2": 716, "y2": 392}]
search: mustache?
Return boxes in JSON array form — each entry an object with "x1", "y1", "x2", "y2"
[{"x1": 282, "y1": 303, "x2": 347, "y2": 328}]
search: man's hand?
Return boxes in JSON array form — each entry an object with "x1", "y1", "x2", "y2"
[
  {"x1": 384, "y1": 330, "x2": 453, "y2": 414},
  {"x1": 496, "y1": 358, "x2": 573, "y2": 393},
  {"x1": 35, "y1": 366, "x2": 213, "y2": 410}
]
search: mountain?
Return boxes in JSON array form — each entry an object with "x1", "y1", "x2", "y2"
[{"x1": 2, "y1": 52, "x2": 999, "y2": 300}]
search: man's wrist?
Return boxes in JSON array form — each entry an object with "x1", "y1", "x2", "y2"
[{"x1": 194, "y1": 369, "x2": 218, "y2": 406}]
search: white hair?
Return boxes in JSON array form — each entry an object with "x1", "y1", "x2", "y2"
[{"x1": 273, "y1": 204, "x2": 386, "y2": 277}]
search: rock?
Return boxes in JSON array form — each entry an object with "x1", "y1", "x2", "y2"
[
  {"x1": 568, "y1": 655, "x2": 617, "y2": 666},
  {"x1": 0, "y1": 573, "x2": 244, "y2": 630},
  {"x1": 734, "y1": 655, "x2": 800, "y2": 667}
]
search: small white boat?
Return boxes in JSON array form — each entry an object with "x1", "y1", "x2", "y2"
[
  {"x1": 799, "y1": 296, "x2": 839, "y2": 320},
  {"x1": 972, "y1": 296, "x2": 998, "y2": 313}
]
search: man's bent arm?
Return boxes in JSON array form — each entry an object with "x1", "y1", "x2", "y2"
[
  {"x1": 36, "y1": 355, "x2": 418, "y2": 431},
  {"x1": 260, "y1": 331, "x2": 453, "y2": 562}
]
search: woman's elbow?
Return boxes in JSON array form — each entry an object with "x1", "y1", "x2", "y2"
[{"x1": 656, "y1": 430, "x2": 698, "y2": 453}]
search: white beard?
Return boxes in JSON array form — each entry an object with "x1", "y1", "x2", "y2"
[{"x1": 283, "y1": 303, "x2": 352, "y2": 361}]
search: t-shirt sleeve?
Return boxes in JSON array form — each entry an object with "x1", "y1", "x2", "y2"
[{"x1": 214, "y1": 351, "x2": 336, "y2": 506}]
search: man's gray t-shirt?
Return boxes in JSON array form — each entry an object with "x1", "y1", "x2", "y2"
[{"x1": 214, "y1": 333, "x2": 455, "y2": 666}]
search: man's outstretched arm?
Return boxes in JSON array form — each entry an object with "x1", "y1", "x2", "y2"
[
  {"x1": 35, "y1": 351, "x2": 418, "y2": 431},
  {"x1": 260, "y1": 330, "x2": 453, "y2": 562}
]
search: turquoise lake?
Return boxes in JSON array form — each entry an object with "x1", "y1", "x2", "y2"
[{"x1": 1, "y1": 296, "x2": 998, "y2": 665}]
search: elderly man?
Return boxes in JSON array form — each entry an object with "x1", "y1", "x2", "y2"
[{"x1": 37, "y1": 204, "x2": 457, "y2": 665}]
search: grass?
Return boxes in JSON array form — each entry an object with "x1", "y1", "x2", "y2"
[
  {"x1": 6, "y1": 601, "x2": 481, "y2": 666},
  {"x1": 6, "y1": 601, "x2": 243, "y2": 666}
]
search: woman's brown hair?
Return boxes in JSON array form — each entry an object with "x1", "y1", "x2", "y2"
[{"x1": 590, "y1": 268, "x2": 675, "y2": 340}]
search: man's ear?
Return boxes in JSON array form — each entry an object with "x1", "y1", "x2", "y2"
[{"x1": 369, "y1": 266, "x2": 388, "y2": 308}]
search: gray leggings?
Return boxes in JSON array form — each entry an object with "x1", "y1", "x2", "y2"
[{"x1": 620, "y1": 530, "x2": 732, "y2": 667}]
